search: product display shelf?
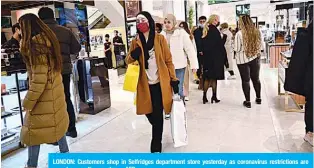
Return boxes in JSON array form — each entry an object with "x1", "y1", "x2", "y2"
[
  {"x1": 267, "y1": 43, "x2": 290, "y2": 68},
  {"x1": 277, "y1": 51, "x2": 305, "y2": 112},
  {"x1": 1, "y1": 70, "x2": 27, "y2": 155}
]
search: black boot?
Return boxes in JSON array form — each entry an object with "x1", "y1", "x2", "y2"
[
  {"x1": 211, "y1": 93, "x2": 220, "y2": 103},
  {"x1": 255, "y1": 98, "x2": 262, "y2": 104},
  {"x1": 203, "y1": 92, "x2": 208, "y2": 104},
  {"x1": 243, "y1": 101, "x2": 251, "y2": 108}
]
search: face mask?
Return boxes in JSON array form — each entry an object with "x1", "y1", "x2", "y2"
[
  {"x1": 216, "y1": 22, "x2": 220, "y2": 27},
  {"x1": 105, "y1": 39, "x2": 109, "y2": 42},
  {"x1": 199, "y1": 24, "x2": 204, "y2": 28},
  {"x1": 137, "y1": 22, "x2": 149, "y2": 33}
]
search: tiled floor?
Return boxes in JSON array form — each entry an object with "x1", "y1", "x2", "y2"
[{"x1": 1, "y1": 64, "x2": 313, "y2": 168}]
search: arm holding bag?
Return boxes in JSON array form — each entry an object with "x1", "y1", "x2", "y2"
[{"x1": 123, "y1": 63, "x2": 140, "y2": 92}]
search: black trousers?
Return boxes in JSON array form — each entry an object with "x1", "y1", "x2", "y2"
[
  {"x1": 237, "y1": 57, "x2": 261, "y2": 101},
  {"x1": 62, "y1": 74, "x2": 76, "y2": 132},
  {"x1": 305, "y1": 93, "x2": 313, "y2": 133},
  {"x1": 146, "y1": 83, "x2": 163, "y2": 153},
  {"x1": 106, "y1": 52, "x2": 113, "y2": 69}
]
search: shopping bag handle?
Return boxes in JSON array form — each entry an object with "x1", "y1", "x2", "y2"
[{"x1": 173, "y1": 94, "x2": 181, "y2": 101}]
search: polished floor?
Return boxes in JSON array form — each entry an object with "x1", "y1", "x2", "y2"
[{"x1": 1, "y1": 64, "x2": 313, "y2": 168}]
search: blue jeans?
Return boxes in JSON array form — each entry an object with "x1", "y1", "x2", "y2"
[
  {"x1": 175, "y1": 68, "x2": 186, "y2": 98},
  {"x1": 27, "y1": 136, "x2": 69, "y2": 167}
]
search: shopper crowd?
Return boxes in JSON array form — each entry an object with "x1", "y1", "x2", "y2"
[
  {"x1": 1, "y1": 6, "x2": 312, "y2": 167},
  {"x1": 127, "y1": 10, "x2": 313, "y2": 153}
]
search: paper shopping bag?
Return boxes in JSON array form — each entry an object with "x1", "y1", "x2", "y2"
[
  {"x1": 170, "y1": 94, "x2": 188, "y2": 148},
  {"x1": 123, "y1": 64, "x2": 140, "y2": 92}
]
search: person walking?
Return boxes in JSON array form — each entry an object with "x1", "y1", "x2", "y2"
[
  {"x1": 284, "y1": 19, "x2": 313, "y2": 146},
  {"x1": 19, "y1": 14, "x2": 69, "y2": 168},
  {"x1": 234, "y1": 15, "x2": 263, "y2": 108},
  {"x1": 161, "y1": 14, "x2": 198, "y2": 100},
  {"x1": 104, "y1": 34, "x2": 113, "y2": 69},
  {"x1": 220, "y1": 22, "x2": 236, "y2": 80},
  {"x1": 201, "y1": 14, "x2": 228, "y2": 104},
  {"x1": 125, "y1": 11, "x2": 178, "y2": 153},
  {"x1": 38, "y1": 7, "x2": 81, "y2": 138},
  {"x1": 179, "y1": 21, "x2": 197, "y2": 101},
  {"x1": 194, "y1": 16, "x2": 207, "y2": 90}
]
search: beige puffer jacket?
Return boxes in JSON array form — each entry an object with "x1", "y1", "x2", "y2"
[{"x1": 20, "y1": 34, "x2": 69, "y2": 146}]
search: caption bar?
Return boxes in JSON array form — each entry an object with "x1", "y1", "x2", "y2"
[{"x1": 49, "y1": 153, "x2": 313, "y2": 168}]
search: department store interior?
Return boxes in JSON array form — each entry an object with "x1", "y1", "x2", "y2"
[{"x1": 0, "y1": 0, "x2": 313, "y2": 167}]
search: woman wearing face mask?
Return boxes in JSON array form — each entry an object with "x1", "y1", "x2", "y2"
[
  {"x1": 161, "y1": 14, "x2": 198, "y2": 101},
  {"x1": 125, "y1": 11, "x2": 178, "y2": 153},
  {"x1": 104, "y1": 34, "x2": 113, "y2": 69},
  {"x1": 19, "y1": 13, "x2": 69, "y2": 168},
  {"x1": 201, "y1": 14, "x2": 228, "y2": 104}
]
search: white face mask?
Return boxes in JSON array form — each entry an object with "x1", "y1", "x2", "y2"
[{"x1": 199, "y1": 24, "x2": 204, "y2": 28}]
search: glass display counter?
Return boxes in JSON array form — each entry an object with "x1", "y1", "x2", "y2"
[{"x1": 1, "y1": 71, "x2": 27, "y2": 155}]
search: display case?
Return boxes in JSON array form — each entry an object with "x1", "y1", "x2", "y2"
[
  {"x1": 1, "y1": 71, "x2": 27, "y2": 155},
  {"x1": 76, "y1": 57, "x2": 111, "y2": 115},
  {"x1": 1, "y1": 45, "x2": 27, "y2": 155},
  {"x1": 266, "y1": 43, "x2": 290, "y2": 68}
]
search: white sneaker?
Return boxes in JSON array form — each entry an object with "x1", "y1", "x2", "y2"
[
  {"x1": 165, "y1": 114, "x2": 170, "y2": 120},
  {"x1": 185, "y1": 97, "x2": 189, "y2": 101},
  {"x1": 227, "y1": 75, "x2": 236, "y2": 80},
  {"x1": 304, "y1": 132, "x2": 313, "y2": 146}
]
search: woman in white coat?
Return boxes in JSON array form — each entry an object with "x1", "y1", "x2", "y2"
[
  {"x1": 221, "y1": 23, "x2": 236, "y2": 79},
  {"x1": 161, "y1": 14, "x2": 198, "y2": 100}
]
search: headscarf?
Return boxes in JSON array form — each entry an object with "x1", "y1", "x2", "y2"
[
  {"x1": 164, "y1": 14, "x2": 178, "y2": 34},
  {"x1": 136, "y1": 11, "x2": 155, "y2": 69}
]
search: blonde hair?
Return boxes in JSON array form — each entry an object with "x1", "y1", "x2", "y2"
[
  {"x1": 202, "y1": 14, "x2": 219, "y2": 38},
  {"x1": 220, "y1": 23, "x2": 229, "y2": 29},
  {"x1": 239, "y1": 15, "x2": 261, "y2": 57}
]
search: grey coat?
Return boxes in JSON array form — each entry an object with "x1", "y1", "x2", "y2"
[{"x1": 43, "y1": 19, "x2": 81, "y2": 74}]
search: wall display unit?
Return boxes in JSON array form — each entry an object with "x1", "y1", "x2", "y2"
[{"x1": 125, "y1": 0, "x2": 142, "y2": 21}]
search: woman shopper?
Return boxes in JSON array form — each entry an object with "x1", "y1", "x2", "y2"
[
  {"x1": 201, "y1": 14, "x2": 228, "y2": 104},
  {"x1": 179, "y1": 21, "x2": 197, "y2": 101},
  {"x1": 125, "y1": 11, "x2": 178, "y2": 153},
  {"x1": 234, "y1": 15, "x2": 263, "y2": 108},
  {"x1": 161, "y1": 14, "x2": 198, "y2": 100},
  {"x1": 220, "y1": 23, "x2": 236, "y2": 80},
  {"x1": 104, "y1": 34, "x2": 113, "y2": 69},
  {"x1": 19, "y1": 14, "x2": 69, "y2": 168}
]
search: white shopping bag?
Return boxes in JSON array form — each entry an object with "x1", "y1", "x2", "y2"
[{"x1": 170, "y1": 94, "x2": 188, "y2": 148}]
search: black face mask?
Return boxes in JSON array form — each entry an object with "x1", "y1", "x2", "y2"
[
  {"x1": 18, "y1": 34, "x2": 22, "y2": 39},
  {"x1": 106, "y1": 39, "x2": 109, "y2": 42},
  {"x1": 216, "y1": 22, "x2": 220, "y2": 27}
]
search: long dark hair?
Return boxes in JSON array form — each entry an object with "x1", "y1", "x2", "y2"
[
  {"x1": 179, "y1": 21, "x2": 193, "y2": 40},
  {"x1": 19, "y1": 13, "x2": 62, "y2": 72}
]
